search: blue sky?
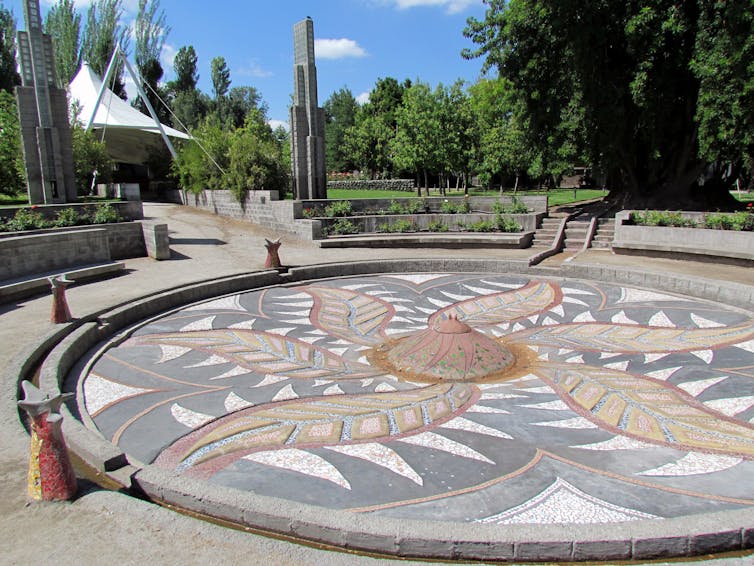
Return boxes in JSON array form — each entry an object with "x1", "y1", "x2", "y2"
[{"x1": 6, "y1": 0, "x2": 489, "y2": 129}]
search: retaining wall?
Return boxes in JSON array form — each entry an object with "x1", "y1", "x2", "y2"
[
  {"x1": 302, "y1": 195, "x2": 548, "y2": 216},
  {"x1": 613, "y1": 211, "x2": 754, "y2": 261},
  {"x1": 0, "y1": 201, "x2": 144, "y2": 222},
  {"x1": 327, "y1": 179, "x2": 415, "y2": 191},
  {"x1": 0, "y1": 221, "x2": 170, "y2": 282},
  {"x1": 174, "y1": 190, "x2": 320, "y2": 240}
]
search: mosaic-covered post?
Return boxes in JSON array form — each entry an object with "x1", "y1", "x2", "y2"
[
  {"x1": 49, "y1": 276, "x2": 72, "y2": 323},
  {"x1": 264, "y1": 238, "x2": 282, "y2": 268},
  {"x1": 17, "y1": 381, "x2": 77, "y2": 501}
]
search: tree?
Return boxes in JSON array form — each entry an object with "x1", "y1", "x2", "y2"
[
  {"x1": 0, "y1": 91, "x2": 25, "y2": 195},
  {"x1": 167, "y1": 45, "x2": 207, "y2": 130},
  {"x1": 0, "y1": 7, "x2": 20, "y2": 93},
  {"x1": 170, "y1": 45, "x2": 199, "y2": 93},
  {"x1": 82, "y1": 0, "x2": 130, "y2": 98},
  {"x1": 463, "y1": 0, "x2": 752, "y2": 209},
  {"x1": 225, "y1": 110, "x2": 289, "y2": 201},
  {"x1": 211, "y1": 56, "x2": 231, "y2": 100},
  {"x1": 132, "y1": 0, "x2": 170, "y2": 121},
  {"x1": 323, "y1": 87, "x2": 358, "y2": 172},
  {"x1": 392, "y1": 81, "x2": 441, "y2": 192},
  {"x1": 44, "y1": 0, "x2": 81, "y2": 87},
  {"x1": 343, "y1": 77, "x2": 410, "y2": 179}
]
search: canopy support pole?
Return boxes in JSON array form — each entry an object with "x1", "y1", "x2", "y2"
[
  {"x1": 120, "y1": 55, "x2": 177, "y2": 159},
  {"x1": 84, "y1": 48, "x2": 179, "y2": 160}
]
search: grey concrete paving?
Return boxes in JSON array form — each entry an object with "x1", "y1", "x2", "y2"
[{"x1": 1, "y1": 202, "x2": 752, "y2": 565}]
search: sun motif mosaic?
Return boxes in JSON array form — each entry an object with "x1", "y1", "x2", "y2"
[{"x1": 78, "y1": 273, "x2": 754, "y2": 524}]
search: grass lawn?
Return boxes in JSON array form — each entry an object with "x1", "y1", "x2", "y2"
[{"x1": 325, "y1": 187, "x2": 608, "y2": 207}]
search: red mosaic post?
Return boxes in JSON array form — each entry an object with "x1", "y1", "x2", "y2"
[
  {"x1": 17, "y1": 381, "x2": 77, "y2": 501},
  {"x1": 264, "y1": 238, "x2": 283, "y2": 269},
  {"x1": 49, "y1": 276, "x2": 73, "y2": 324}
]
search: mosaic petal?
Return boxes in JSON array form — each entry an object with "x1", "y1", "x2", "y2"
[
  {"x1": 477, "y1": 478, "x2": 659, "y2": 524},
  {"x1": 171, "y1": 403, "x2": 214, "y2": 428},
  {"x1": 431, "y1": 281, "x2": 561, "y2": 328},
  {"x1": 638, "y1": 452, "x2": 742, "y2": 477},
  {"x1": 244, "y1": 449, "x2": 351, "y2": 489},
  {"x1": 325, "y1": 443, "x2": 423, "y2": 485},
  {"x1": 395, "y1": 431, "x2": 495, "y2": 464}
]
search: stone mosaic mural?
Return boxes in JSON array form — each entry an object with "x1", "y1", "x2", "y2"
[{"x1": 79, "y1": 274, "x2": 754, "y2": 524}]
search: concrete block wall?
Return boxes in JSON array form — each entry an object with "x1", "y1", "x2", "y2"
[
  {"x1": 0, "y1": 201, "x2": 144, "y2": 222},
  {"x1": 179, "y1": 190, "x2": 319, "y2": 240},
  {"x1": 327, "y1": 179, "x2": 415, "y2": 191},
  {"x1": 0, "y1": 229, "x2": 111, "y2": 280}
]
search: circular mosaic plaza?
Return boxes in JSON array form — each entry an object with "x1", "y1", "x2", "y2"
[{"x1": 80, "y1": 273, "x2": 754, "y2": 526}]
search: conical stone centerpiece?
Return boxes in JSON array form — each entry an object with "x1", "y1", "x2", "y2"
[{"x1": 383, "y1": 314, "x2": 515, "y2": 382}]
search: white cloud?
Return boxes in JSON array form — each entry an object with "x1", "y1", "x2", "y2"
[
  {"x1": 160, "y1": 43, "x2": 178, "y2": 75},
  {"x1": 355, "y1": 91, "x2": 370, "y2": 105},
  {"x1": 268, "y1": 119, "x2": 289, "y2": 132},
  {"x1": 238, "y1": 60, "x2": 274, "y2": 79},
  {"x1": 389, "y1": 0, "x2": 477, "y2": 14},
  {"x1": 314, "y1": 39, "x2": 368, "y2": 60}
]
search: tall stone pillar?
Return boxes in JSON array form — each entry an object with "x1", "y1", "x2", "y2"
[
  {"x1": 15, "y1": 0, "x2": 76, "y2": 204},
  {"x1": 290, "y1": 17, "x2": 326, "y2": 201}
]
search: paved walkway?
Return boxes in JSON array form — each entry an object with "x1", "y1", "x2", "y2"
[{"x1": 1, "y1": 203, "x2": 752, "y2": 565}]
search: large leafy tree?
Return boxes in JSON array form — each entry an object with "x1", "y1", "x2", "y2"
[
  {"x1": 0, "y1": 6, "x2": 20, "y2": 93},
  {"x1": 0, "y1": 91, "x2": 25, "y2": 195},
  {"x1": 343, "y1": 77, "x2": 410, "y2": 178},
  {"x1": 44, "y1": 0, "x2": 81, "y2": 87},
  {"x1": 392, "y1": 80, "x2": 441, "y2": 192},
  {"x1": 82, "y1": 0, "x2": 130, "y2": 98},
  {"x1": 132, "y1": 0, "x2": 170, "y2": 122},
  {"x1": 464, "y1": 0, "x2": 752, "y2": 209},
  {"x1": 167, "y1": 45, "x2": 208, "y2": 130},
  {"x1": 210, "y1": 56, "x2": 230, "y2": 100},
  {"x1": 323, "y1": 87, "x2": 358, "y2": 173}
]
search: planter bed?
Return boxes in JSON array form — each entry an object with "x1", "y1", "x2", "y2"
[
  {"x1": 300, "y1": 195, "x2": 548, "y2": 216},
  {"x1": 319, "y1": 231, "x2": 534, "y2": 249},
  {"x1": 613, "y1": 211, "x2": 754, "y2": 262},
  {"x1": 318, "y1": 212, "x2": 543, "y2": 235}
]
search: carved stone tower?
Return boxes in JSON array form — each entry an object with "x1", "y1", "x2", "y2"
[
  {"x1": 15, "y1": 0, "x2": 76, "y2": 204},
  {"x1": 290, "y1": 17, "x2": 326, "y2": 200}
]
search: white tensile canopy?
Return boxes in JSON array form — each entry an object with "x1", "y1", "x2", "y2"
[{"x1": 69, "y1": 63, "x2": 190, "y2": 164}]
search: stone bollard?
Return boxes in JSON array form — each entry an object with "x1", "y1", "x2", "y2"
[
  {"x1": 264, "y1": 238, "x2": 283, "y2": 269},
  {"x1": 17, "y1": 381, "x2": 78, "y2": 501},
  {"x1": 49, "y1": 276, "x2": 73, "y2": 324}
]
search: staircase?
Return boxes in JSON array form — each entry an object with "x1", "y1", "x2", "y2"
[
  {"x1": 590, "y1": 218, "x2": 615, "y2": 250},
  {"x1": 530, "y1": 216, "x2": 563, "y2": 249},
  {"x1": 563, "y1": 219, "x2": 590, "y2": 250}
]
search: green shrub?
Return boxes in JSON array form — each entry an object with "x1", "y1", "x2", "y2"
[
  {"x1": 405, "y1": 199, "x2": 424, "y2": 214},
  {"x1": 466, "y1": 219, "x2": 497, "y2": 232},
  {"x1": 328, "y1": 218, "x2": 359, "y2": 235},
  {"x1": 392, "y1": 218, "x2": 416, "y2": 232},
  {"x1": 496, "y1": 216, "x2": 522, "y2": 232},
  {"x1": 54, "y1": 207, "x2": 84, "y2": 227},
  {"x1": 440, "y1": 200, "x2": 457, "y2": 214},
  {"x1": 631, "y1": 210, "x2": 696, "y2": 227},
  {"x1": 427, "y1": 220, "x2": 448, "y2": 232},
  {"x1": 508, "y1": 196, "x2": 529, "y2": 214},
  {"x1": 91, "y1": 203, "x2": 122, "y2": 224},
  {"x1": 388, "y1": 200, "x2": 406, "y2": 214},
  {"x1": 5, "y1": 208, "x2": 51, "y2": 231},
  {"x1": 325, "y1": 200, "x2": 353, "y2": 217}
]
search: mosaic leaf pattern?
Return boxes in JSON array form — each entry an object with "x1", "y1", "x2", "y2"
[
  {"x1": 304, "y1": 286, "x2": 395, "y2": 345},
  {"x1": 430, "y1": 281, "x2": 561, "y2": 328},
  {"x1": 514, "y1": 322, "x2": 754, "y2": 353},
  {"x1": 534, "y1": 363, "x2": 754, "y2": 458},
  {"x1": 154, "y1": 383, "x2": 478, "y2": 477},
  {"x1": 133, "y1": 329, "x2": 381, "y2": 380}
]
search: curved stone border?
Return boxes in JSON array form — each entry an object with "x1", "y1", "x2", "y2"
[{"x1": 14, "y1": 258, "x2": 754, "y2": 562}]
